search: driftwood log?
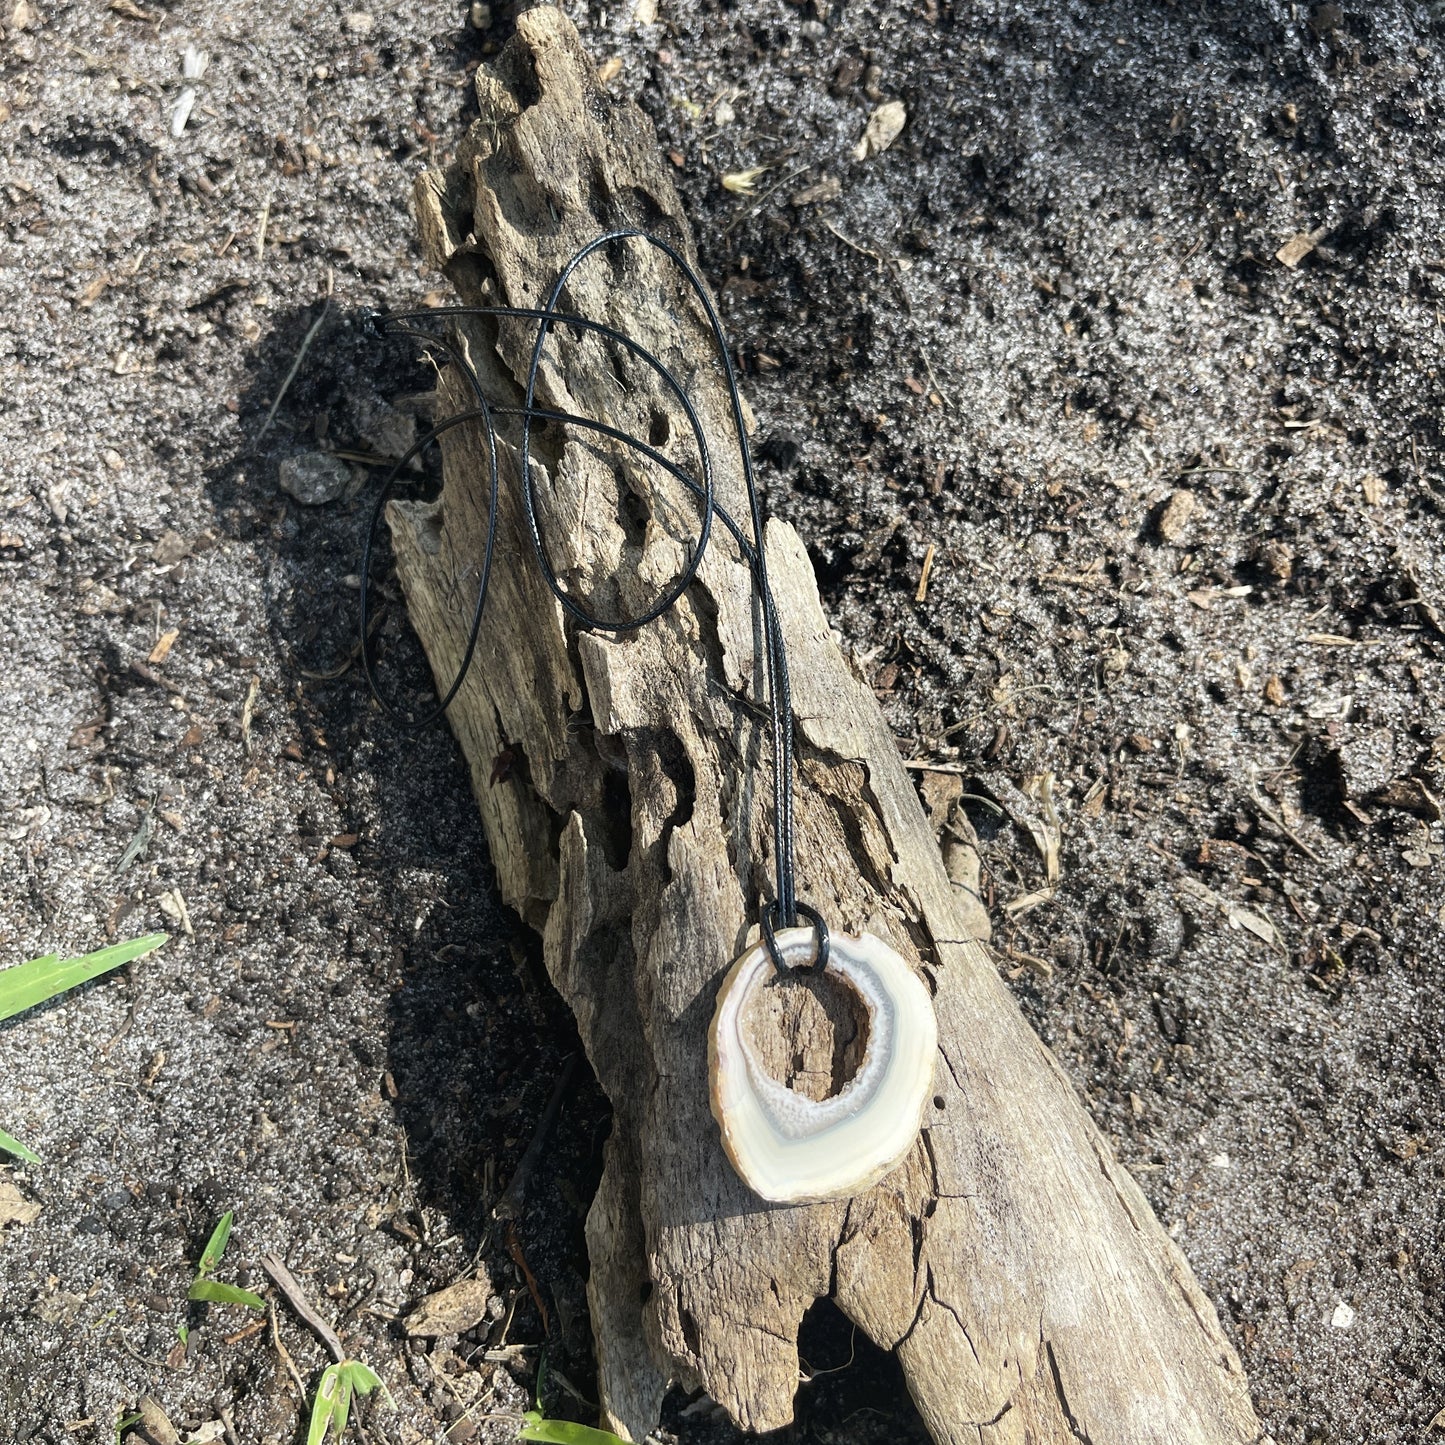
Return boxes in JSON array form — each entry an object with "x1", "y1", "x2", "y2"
[{"x1": 389, "y1": 9, "x2": 1264, "y2": 1442}]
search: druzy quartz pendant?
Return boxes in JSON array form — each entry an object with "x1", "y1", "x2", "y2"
[{"x1": 707, "y1": 927, "x2": 939, "y2": 1203}]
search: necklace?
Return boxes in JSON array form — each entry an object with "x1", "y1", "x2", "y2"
[{"x1": 361, "y1": 230, "x2": 937, "y2": 1204}]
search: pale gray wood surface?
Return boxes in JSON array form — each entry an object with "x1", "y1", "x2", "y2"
[{"x1": 389, "y1": 9, "x2": 1264, "y2": 1441}]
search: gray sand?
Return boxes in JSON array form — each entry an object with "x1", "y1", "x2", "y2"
[{"x1": 2, "y1": 1, "x2": 1441, "y2": 1441}]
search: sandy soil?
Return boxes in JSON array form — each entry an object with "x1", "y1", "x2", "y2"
[{"x1": 2, "y1": 1, "x2": 1442, "y2": 1443}]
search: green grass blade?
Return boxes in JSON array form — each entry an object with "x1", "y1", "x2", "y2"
[
  {"x1": 0, "y1": 934, "x2": 167, "y2": 1023},
  {"x1": 307, "y1": 1365, "x2": 342, "y2": 1445},
  {"x1": 188, "y1": 1278, "x2": 265, "y2": 1309},
  {"x1": 343, "y1": 1361, "x2": 393, "y2": 1406},
  {"x1": 518, "y1": 1419, "x2": 631, "y2": 1445},
  {"x1": 197, "y1": 1210, "x2": 234, "y2": 1275},
  {"x1": 0, "y1": 1126, "x2": 40, "y2": 1163},
  {"x1": 332, "y1": 1374, "x2": 354, "y2": 1439}
]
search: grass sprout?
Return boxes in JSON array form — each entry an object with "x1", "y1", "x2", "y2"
[
  {"x1": 519, "y1": 1413, "x2": 632, "y2": 1445},
  {"x1": 188, "y1": 1211, "x2": 266, "y2": 1309},
  {"x1": 307, "y1": 1360, "x2": 395, "y2": 1443},
  {"x1": 519, "y1": 1359, "x2": 629, "y2": 1445},
  {"x1": 0, "y1": 1127, "x2": 40, "y2": 1164},
  {"x1": 0, "y1": 932, "x2": 167, "y2": 1161}
]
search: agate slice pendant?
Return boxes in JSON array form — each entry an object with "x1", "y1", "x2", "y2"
[{"x1": 707, "y1": 927, "x2": 938, "y2": 1203}]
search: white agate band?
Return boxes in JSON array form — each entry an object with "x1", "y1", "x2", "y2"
[{"x1": 708, "y1": 926, "x2": 938, "y2": 1203}]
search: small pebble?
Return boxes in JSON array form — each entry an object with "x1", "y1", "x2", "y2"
[
  {"x1": 278, "y1": 452, "x2": 352, "y2": 506},
  {"x1": 342, "y1": 10, "x2": 374, "y2": 37},
  {"x1": 1157, "y1": 488, "x2": 1195, "y2": 543}
]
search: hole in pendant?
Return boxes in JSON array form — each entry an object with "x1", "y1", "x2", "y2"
[{"x1": 742, "y1": 967, "x2": 870, "y2": 1102}]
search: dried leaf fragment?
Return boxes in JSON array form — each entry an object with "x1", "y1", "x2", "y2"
[
  {"x1": 136, "y1": 1397, "x2": 181, "y2": 1445},
  {"x1": 148, "y1": 629, "x2": 180, "y2": 664},
  {"x1": 404, "y1": 1272, "x2": 495, "y2": 1337},
  {"x1": 0, "y1": 1179, "x2": 42, "y2": 1230}
]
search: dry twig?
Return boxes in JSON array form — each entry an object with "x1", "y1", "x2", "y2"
[{"x1": 261, "y1": 1254, "x2": 346, "y2": 1364}]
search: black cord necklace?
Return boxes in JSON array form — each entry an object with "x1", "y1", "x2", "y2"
[{"x1": 361, "y1": 230, "x2": 936, "y2": 1204}]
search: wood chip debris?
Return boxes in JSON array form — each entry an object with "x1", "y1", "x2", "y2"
[
  {"x1": 240, "y1": 675, "x2": 260, "y2": 756},
  {"x1": 852, "y1": 100, "x2": 907, "y2": 160},
  {"x1": 1186, "y1": 584, "x2": 1251, "y2": 609},
  {"x1": 915, "y1": 543, "x2": 935, "y2": 603},
  {"x1": 791, "y1": 175, "x2": 842, "y2": 207},
  {"x1": 148, "y1": 628, "x2": 180, "y2": 665},
  {"x1": 1275, "y1": 226, "x2": 1330, "y2": 269}
]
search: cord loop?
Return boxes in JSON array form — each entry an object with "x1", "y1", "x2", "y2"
[{"x1": 361, "y1": 231, "x2": 834, "y2": 978}]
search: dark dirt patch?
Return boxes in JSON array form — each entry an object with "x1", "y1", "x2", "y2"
[{"x1": 1, "y1": 1, "x2": 1442, "y2": 1443}]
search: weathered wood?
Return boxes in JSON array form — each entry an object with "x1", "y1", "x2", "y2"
[{"x1": 389, "y1": 9, "x2": 1264, "y2": 1442}]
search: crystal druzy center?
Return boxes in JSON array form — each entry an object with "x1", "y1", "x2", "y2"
[{"x1": 707, "y1": 927, "x2": 939, "y2": 1203}]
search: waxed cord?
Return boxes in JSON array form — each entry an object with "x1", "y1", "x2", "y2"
[{"x1": 360, "y1": 230, "x2": 829, "y2": 975}]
